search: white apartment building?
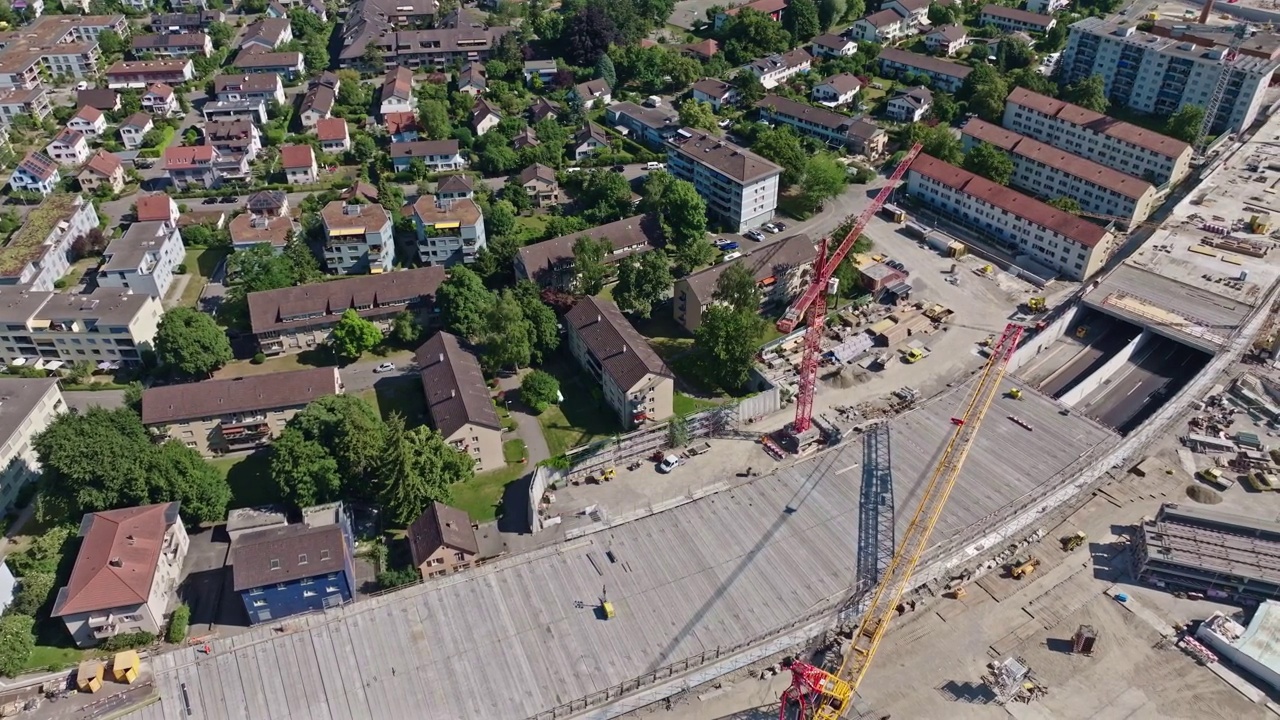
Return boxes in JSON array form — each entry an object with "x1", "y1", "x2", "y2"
[
  {"x1": 852, "y1": 8, "x2": 916, "y2": 44},
  {"x1": 564, "y1": 296, "x2": 674, "y2": 429},
  {"x1": 0, "y1": 378, "x2": 63, "y2": 513},
  {"x1": 1003, "y1": 87, "x2": 1193, "y2": 187},
  {"x1": 907, "y1": 153, "x2": 1113, "y2": 280},
  {"x1": 321, "y1": 202, "x2": 395, "y2": 275},
  {"x1": 0, "y1": 286, "x2": 165, "y2": 367},
  {"x1": 0, "y1": 194, "x2": 97, "y2": 291},
  {"x1": 742, "y1": 48, "x2": 812, "y2": 89},
  {"x1": 666, "y1": 128, "x2": 782, "y2": 233},
  {"x1": 411, "y1": 195, "x2": 486, "y2": 267},
  {"x1": 979, "y1": 5, "x2": 1056, "y2": 34},
  {"x1": 1061, "y1": 17, "x2": 1279, "y2": 134},
  {"x1": 1027, "y1": 0, "x2": 1070, "y2": 12},
  {"x1": 961, "y1": 118, "x2": 1158, "y2": 226},
  {"x1": 812, "y1": 73, "x2": 862, "y2": 107},
  {"x1": 96, "y1": 221, "x2": 187, "y2": 299}
]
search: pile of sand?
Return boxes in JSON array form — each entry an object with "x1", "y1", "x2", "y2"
[{"x1": 1185, "y1": 485, "x2": 1223, "y2": 504}]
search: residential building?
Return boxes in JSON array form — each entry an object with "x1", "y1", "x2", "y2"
[
  {"x1": 1061, "y1": 17, "x2": 1279, "y2": 134},
  {"x1": 46, "y1": 129, "x2": 89, "y2": 166},
  {"x1": 471, "y1": 97, "x2": 501, "y2": 136},
  {"x1": 202, "y1": 98, "x2": 268, "y2": 125},
  {"x1": 852, "y1": 8, "x2": 916, "y2": 45},
  {"x1": 213, "y1": 73, "x2": 285, "y2": 106},
  {"x1": 755, "y1": 95, "x2": 887, "y2": 157},
  {"x1": 230, "y1": 502, "x2": 356, "y2": 624},
  {"x1": 606, "y1": 101, "x2": 680, "y2": 149},
  {"x1": 884, "y1": 0, "x2": 931, "y2": 23},
  {"x1": 742, "y1": 48, "x2": 812, "y2": 88},
  {"x1": 811, "y1": 33, "x2": 858, "y2": 58},
  {"x1": 565, "y1": 296, "x2": 674, "y2": 428},
  {"x1": 67, "y1": 105, "x2": 106, "y2": 137},
  {"x1": 247, "y1": 267, "x2": 445, "y2": 354},
  {"x1": 961, "y1": 118, "x2": 1158, "y2": 226},
  {"x1": 408, "y1": 502, "x2": 484, "y2": 578},
  {"x1": 9, "y1": 152, "x2": 60, "y2": 196},
  {"x1": 571, "y1": 78, "x2": 612, "y2": 109},
  {"x1": 51, "y1": 503, "x2": 188, "y2": 648},
  {"x1": 517, "y1": 163, "x2": 559, "y2": 208},
  {"x1": 76, "y1": 88, "x2": 119, "y2": 112},
  {"x1": 416, "y1": 332, "x2": 503, "y2": 471},
  {"x1": 105, "y1": 60, "x2": 194, "y2": 88},
  {"x1": 321, "y1": 201, "x2": 394, "y2": 274},
  {"x1": 203, "y1": 118, "x2": 261, "y2": 176},
  {"x1": 906, "y1": 153, "x2": 1112, "y2": 280},
  {"x1": 572, "y1": 123, "x2": 610, "y2": 161},
  {"x1": 886, "y1": 85, "x2": 933, "y2": 121},
  {"x1": 878, "y1": 47, "x2": 972, "y2": 92},
  {"x1": 118, "y1": 113, "x2": 153, "y2": 150},
  {"x1": 522, "y1": 59, "x2": 557, "y2": 84},
  {"x1": 1027, "y1": 0, "x2": 1069, "y2": 11},
  {"x1": 0, "y1": 15, "x2": 125, "y2": 85},
  {"x1": 682, "y1": 38, "x2": 720, "y2": 61},
  {"x1": 813, "y1": 73, "x2": 862, "y2": 107},
  {"x1": 136, "y1": 193, "x2": 179, "y2": 225},
  {"x1": 241, "y1": 17, "x2": 292, "y2": 51},
  {"x1": 528, "y1": 96, "x2": 559, "y2": 123},
  {"x1": 232, "y1": 48, "x2": 305, "y2": 79},
  {"x1": 979, "y1": 5, "x2": 1056, "y2": 34},
  {"x1": 0, "y1": 286, "x2": 164, "y2": 366},
  {"x1": 337, "y1": 0, "x2": 437, "y2": 67},
  {"x1": 314, "y1": 117, "x2": 350, "y2": 153},
  {"x1": 673, "y1": 233, "x2": 815, "y2": 332},
  {"x1": 281, "y1": 145, "x2": 317, "y2": 185},
  {"x1": 131, "y1": 32, "x2": 211, "y2": 57},
  {"x1": 163, "y1": 145, "x2": 220, "y2": 189},
  {"x1": 231, "y1": 191, "x2": 296, "y2": 251},
  {"x1": 667, "y1": 128, "x2": 781, "y2": 233},
  {"x1": 384, "y1": 111, "x2": 419, "y2": 142},
  {"x1": 77, "y1": 150, "x2": 125, "y2": 195},
  {"x1": 141, "y1": 83, "x2": 179, "y2": 116},
  {"x1": 353, "y1": 25, "x2": 514, "y2": 71},
  {"x1": 457, "y1": 62, "x2": 485, "y2": 95},
  {"x1": 380, "y1": 66, "x2": 414, "y2": 117},
  {"x1": 299, "y1": 72, "x2": 338, "y2": 127},
  {"x1": 0, "y1": 378, "x2": 63, "y2": 512},
  {"x1": 410, "y1": 194, "x2": 485, "y2": 267},
  {"x1": 515, "y1": 214, "x2": 662, "y2": 288},
  {"x1": 926, "y1": 24, "x2": 968, "y2": 56},
  {"x1": 714, "y1": 0, "x2": 787, "y2": 29},
  {"x1": 1003, "y1": 87, "x2": 1193, "y2": 187},
  {"x1": 97, "y1": 220, "x2": 185, "y2": 298},
  {"x1": 142, "y1": 368, "x2": 342, "y2": 455},
  {"x1": 511, "y1": 127, "x2": 538, "y2": 151},
  {"x1": 0, "y1": 194, "x2": 95, "y2": 291},
  {"x1": 691, "y1": 78, "x2": 739, "y2": 111},
  {"x1": 151, "y1": 10, "x2": 225, "y2": 33},
  {"x1": 0, "y1": 86, "x2": 50, "y2": 123},
  {"x1": 390, "y1": 139, "x2": 466, "y2": 172},
  {"x1": 435, "y1": 174, "x2": 474, "y2": 201}
]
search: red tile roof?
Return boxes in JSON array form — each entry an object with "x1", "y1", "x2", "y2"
[
  {"x1": 1005, "y1": 87, "x2": 1190, "y2": 159},
  {"x1": 909, "y1": 153, "x2": 1109, "y2": 248},
  {"x1": 279, "y1": 144, "x2": 315, "y2": 169},
  {"x1": 81, "y1": 150, "x2": 122, "y2": 178},
  {"x1": 164, "y1": 145, "x2": 216, "y2": 168},
  {"x1": 73, "y1": 105, "x2": 103, "y2": 123},
  {"x1": 52, "y1": 502, "x2": 181, "y2": 617},
  {"x1": 383, "y1": 111, "x2": 418, "y2": 135},
  {"x1": 145, "y1": 83, "x2": 174, "y2": 98},
  {"x1": 136, "y1": 193, "x2": 174, "y2": 222},
  {"x1": 315, "y1": 117, "x2": 348, "y2": 142}
]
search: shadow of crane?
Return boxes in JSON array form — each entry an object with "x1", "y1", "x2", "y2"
[{"x1": 855, "y1": 421, "x2": 895, "y2": 589}]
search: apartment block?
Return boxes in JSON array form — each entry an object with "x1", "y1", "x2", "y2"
[
  {"x1": 410, "y1": 195, "x2": 486, "y2": 267},
  {"x1": 666, "y1": 128, "x2": 781, "y2": 233},
  {"x1": 1003, "y1": 87, "x2": 1193, "y2": 187},
  {"x1": 515, "y1": 215, "x2": 662, "y2": 289},
  {"x1": 0, "y1": 85, "x2": 51, "y2": 123},
  {"x1": 0, "y1": 194, "x2": 97, "y2": 291},
  {"x1": 105, "y1": 59, "x2": 194, "y2": 88},
  {"x1": 321, "y1": 202, "x2": 394, "y2": 274},
  {"x1": 0, "y1": 287, "x2": 164, "y2": 366},
  {"x1": 0, "y1": 15, "x2": 123, "y2": 87},
  {"x1": 390, "y1": 139, "x2": 467, "y2": 172},
  {"x1": 347, "y1": 25, "x2": 514, "y2": 70},
  {"x1": 979, "y1": 5, "x2": 1056, "y2": 34},
  {"x1": 741, "y1": 48, "x2": 811, "y2": 89},
  {"x1": 606, "y1": 102, "x2": 680, "y2": 149},
  {"x1": 755, "y1": 95, "x2": 887, "y2": 157},
  {"x1": 416, "y1": 332, "x2": 503, "y2": 472},
  {"x1": 673, "y1": 233, "x2": 814, "y2": 332},
  {"x1": 565, "y1": 296, "x2": 674, "y2": 429},
  {"x1": 1061, "y1": 17, "x2": 1279, "y2": 134},
  {"x1": 878, "y1": 47, "x2": 972, "y2": 93},
  {"x1": 907, "y1": 154, "x2": 1113, "y2": 280},
  {"x1": 961, "y1": 118, "x2": 1158, "y2": 226},
  {"x1": 213, "y1": 73, "x2": 285, "y2": 106},
  {"x1": 852, "y1": 8, "x2": 916, "y2": 45},
  {"x1": 0, "y1": 378, "x2": 64, "y2": 513},
  {"x1": 97, "y1": 220, "x2": 186, "y2": 299},
  {"x1": 141, "y1": 368, "x2": 342, "y2": 455}
]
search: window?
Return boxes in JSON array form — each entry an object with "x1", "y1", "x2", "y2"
[
  {"x1": 298, "y1": 553, "x2": 308, "y2": 565},
  {"x1": 300, "y1": 577, "x2": 314, "y2": 585},
  {"x1": 325, "y1": 586, "x2": 339, "y2": 593},
  {"x1": 277, "y1": 583, "x2": 287, "y2": 590},
  {"x1": 269, "y1": 558, "x2": 280, "y2": 571},
  {"x1": 303, "y1": 590, "x2": 317, "y2": 598},
  {"x1": 253, "y1": 600, "x2": 267, "y2": 607},
  {"x1": 455, "y1": 552, "x2": 466, "y2": 562}
]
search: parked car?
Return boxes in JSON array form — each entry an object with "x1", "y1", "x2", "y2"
[
  {"x1": 746, "y1": 229, "x2": 765, "y2": 241},
  {"x1": 774, "y1": 222, "x2": 787, "y2": 231},
  {"x1": 721, "y1": 251, "x2": 743, "y2": 262},
  {"x1": 612, "y1": 164, "x2": 626, "y2": 172},
  {"x1": 645, "y1": 161, "x2": 665, "y2": 170},
  {"x1": 716, "y1": 241, "x2": 739, "y2": 251},
  {"x1": 762, "y1": 223, "x2": 780, "y2": 234},
  {"x1": 658, "y1": 454, "x2": 681, "y2": 473},
  {"x1": 373, "y1": 362, "x2": 396, "y2": 374}
]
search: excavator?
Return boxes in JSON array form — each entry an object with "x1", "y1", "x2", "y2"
[{"x1": 780, "y1": 324, "x2": 1026, "y2": 719}]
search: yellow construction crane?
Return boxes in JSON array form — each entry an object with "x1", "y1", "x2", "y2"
[{"x1": 780, "y1": 323, "x2": 1026, "y2": 719}]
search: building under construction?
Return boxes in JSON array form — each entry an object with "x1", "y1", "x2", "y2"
[{"x1": 1135, "y1": 503, "x2": 1280, "y2": 602}]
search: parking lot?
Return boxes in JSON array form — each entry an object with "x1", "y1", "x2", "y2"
[{"x1": 177, "y1": 526, "x2": 245, "y2": 636}]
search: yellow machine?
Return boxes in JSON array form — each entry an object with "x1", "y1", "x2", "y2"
[
  {"x1": 1007, "y1": 388, "x2": 1023, "y2": 400},
  {"x1": 1075, "y1": 326, "x2": 1089, "y2": 338},
  {"x1": 1198, "y1": 467, "x2": 1234, "y2": 490},
  {"x1": 600, "y1": 586, "x2": 615, "y2": 619},
  {"x1": 1026, "y1": 297, "x2": 1046, "y2": 313},
  {"x1": 1249, "y1": 471, "x2": 1280, "y2": 491},
  {"x1": 601, "y1": 467, "x2": 616, "y2": 482},
  {"x1": 903, "y1": 348, "x2": 925, "y2": 364},
  {"x1": 1061, "y1": 531, "x2": 1087, "y2": 551},
  {"x1": 1009, "y1": 557, "x2": 1041, "y2": 579}
]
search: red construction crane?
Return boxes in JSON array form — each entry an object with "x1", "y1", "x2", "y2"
[{"x1": 780, "y1": 144, "x2": 922, "y2": 435}]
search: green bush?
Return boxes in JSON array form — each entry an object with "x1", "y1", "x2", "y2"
[
  {"x1": 376, "y1": 567, "x2": 420, "y2": 590},
  {"x1": 175, "y1": 263, "x2": 188, "y2": 274},
  {"x1": 251, "y1": 352, "x2": 266, "y2": 365},
  {"x1": 52, "y1": 278, "x2": 68, "y2": 289},
  {"x1": 99, "y1": 631, "x2": 155, "y2": 652},
  {"x1": 166, "y1": 604, "x2": 190, "y2": 644}
]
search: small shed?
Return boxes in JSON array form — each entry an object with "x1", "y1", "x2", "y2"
[
  {"x1": 77, "y1": 661, "x2": 104, "y2": 693},
  {"x1": 1236, "y1": 431, "x2": 1264, "y2": 450},
  {"x1": 859, "y1": 262, "x2": 903, "y2": 292},
  {"x1": 112, "y1": 650, "x2": 140, "y2": 684}
]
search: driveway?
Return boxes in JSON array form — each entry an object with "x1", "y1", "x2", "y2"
[
  {"x1": 497, "y1": 370, "x2": 552, "y2": 466},
  {"x1": 177, "y1": 525, "x2": 246, "y2": 633}
]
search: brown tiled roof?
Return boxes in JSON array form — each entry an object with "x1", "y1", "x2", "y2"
[
  {"x1": 120, "y1": 112, "x2": 153, "y2": 130},
  {"x1": 242, "y1": 17, "x2": 291, "y2": 47},
  {"x1": 247, "y1": 267, "x2": 445, "y2": 335},
  {"x1": 667, "y1": 128, "x2": 781, "y2": 184},
  {"x1": 692, "y1": 78, "x2": 734, "y2": 99},
  {"x1": 214, "y1": 73, "x2": 279, "y2": 95},
  {"x1": 321, "y1": 200, "x2": 389, "y2": 233},
  {"x1": 80, "y1": 150, "x2": 122, "y2": 178},
  {"x1": 1005, "y1": 87, "x2": 1190, "y2": 160},
  {"x1": 229, "y1": 211, "x2": 294, "y2": 247},
  {"x1": 723, "y1": 0, "x2": 787, "y2": 16},
  {"x1": 107, "y1": 60, "x2": 189, "y2": 77},
  {"x1": 232, "y1": 49, "x2": 302, "y2": 69},
  {"x1": 407, "y1": 502, "x2": 479, "y2": 567},
  {"x1": 518, "y1": 163, "x2": 556, "y2": 186},
  {"x1": 878, "y1": 47, "x2": 973, "y2": 79},
  {"x1": 961, "y1": 118, "x2": 1155, "y2": 200},
  {"x1": 279, "y1": 144, "x2": 314, "y2": 169},
  {"x1": 315, "y1": 117, "x2": 348, "y2": 142},
  {"x1": 981, "y1": 3, "x2": 1055, "y2": 26},
  {"x1": 132, "y1": 32, "x2": 208, "y2": 51},
  {"x1": 52, "y1": 503, "x2": 181, "y2": 617},
  {"x1": 390, "y1": 139, "x2": 460, "y2": 159},
  {"x1": 411, "y1": 195, "x2": 482, "y2": 227},
  {"x1": 145, "y1": 83, "x2": 173, "y2": 99},
  {"x1": 135, "y1": 193, "x2": 173, "y2": 222},
  {"x1": 681, "y1": 233, "x2": 815, "y2": 305},
  {"x1": 73, "y1": 105, "x2": 103, "y2": 123},
  {"x1": 516, "y1": 214, "x2": 662, "y2": 282},
  {"x1": 747, "y1": 47, "x2": 812, "y2": 74},
  {"x1": 230, "y1": 523, "x2": 347, "y2": 591},
  {"x1": 141, "y1": 368, "x2": 340, "y2": 425},
  {"x1": 909, "y1": 153, "x2": 1109, "y2": 248},
  {"x1": 76, "y1": 88, "x2": 118, "y2": 110},
  {"x1": 164, "y1": 145, "x2": 216, "y2": 169},
  {"x1": 573, "y1": 78, "x2": 611, "y2": 99},
  {"x1": 930, "y1": 24, "x2": 968, "y2": 42},
  {"x1": 566, "y1": 296, "x2": 672, "y2": 391},
  {"x1": 811, "y1": 33, "x2": 853, "y2": 50},
  {"x1": 415, "y1": 331, "x2": 500, "y2": 439},
  {"x1": 382, "y1": 66, "x2": 414, "y2": 102},
  {"x1": 436, "y1": 174, "x2": 474, "y2": 194},
  {"x1": 683, "y1": 38, "x2": 719, "y2": 58},
  {"x1": 861, "y1": 8, "x2": 906, "y2": 27}
]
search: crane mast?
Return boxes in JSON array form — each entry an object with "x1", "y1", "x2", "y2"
[
  {"x1": 781, "y1": 323, "x2": 1026, "y2": 720},
  {"x1": 781, "y1": 144, "x2": 922, "y2": 434}
]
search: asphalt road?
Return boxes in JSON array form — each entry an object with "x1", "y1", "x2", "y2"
[
  {"x1": 1084, "y1": 337, "x2": 1207, "y2": 433},
  {"x1": 1040, "y1": 315, "x2": 1135, "y2": 398}
]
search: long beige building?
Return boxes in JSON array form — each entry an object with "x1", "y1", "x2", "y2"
[
  {"x1": 140, "y1": 368, "x2": 343, "y2": 455},
  {"x1": 674, "y1": 233, "x2": 815, "y2": 332},
  {"x1": 0, "y1": 287, "x2": 163, "y2": 366},
  {"x1": 565, "y1": 296, "x2": 674, "y2": 429},
  {"x1": 0, "y1": 378, "x2": 64, "y2": 513},
  {"x1": 415, "y1": 331, "x2": 504, "y2": 472}
]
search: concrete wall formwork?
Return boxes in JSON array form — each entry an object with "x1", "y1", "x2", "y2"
[
  {"x1": 1058, "y1": 328, "x2": 1151, "y2": 407},
  {"x1": 1006, "y1": 302, "x2": 1084, "y2": 374}
]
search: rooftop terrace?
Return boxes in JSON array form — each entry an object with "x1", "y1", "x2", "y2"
[{"x1": 0, "y1": 194, "x2": 83, "y2": 277}]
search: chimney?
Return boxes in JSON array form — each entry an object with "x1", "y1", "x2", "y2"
[
  {"x1": 109, "y1": 558, "x2": 123, "y2": 568},
  {"x1": 438, "y1": 353, "x2": 444, "y2": 363},
  {"x1": 451, "y1": 389, "x2": 456, "y2": 398}
]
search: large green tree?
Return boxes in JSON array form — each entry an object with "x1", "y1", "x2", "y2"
[
  {"x1": 10, "y1": 572, "x2": 54, "y2": 616},
  {"x1": 0, "y1": 615, "x2": 34, "y2": 678},
  {"x1": 330, "y1": 309, "x2": 383, "y2": 361},
  {"x1": 270, "y1": 428, "x2": 342, "y2": 509},
  {"x1": 752, "y1": 126, "x2": 807, "y2": 186},
  {"x1": 818, "y1": 0, "x2": 846, "y2": 30},
  {"x1": 641, "y1": 173, "x2": 712, "y2": 271},
  {"x1": 482, "y1": 290, "x2": 533, "y2": 370},
  {"x1": 438, "y1": 266, "x2": 495, "y2": 340},
  {"x1": 1063, "y1": 74, "x2": 1108, "y2": 113},
  {"x1": 154, "y1": 307, "x2": 232, "y2": 378},
  {"x1": 719, "y1": 8, "x2": 793, "y2": 65},
  {"x1": 573, "y1": 235, "x2": 611, "y2": 295},
  {"x1": 799, "y1": 153, "x2": 847, "y2": 212},
  {"x1": 677, "y1": 98, "x2": 719, "y2": 132},
  {"x1": 783, "y1": 0, "x2": 820, "y2": 42},
  {"x1": 903, "y1": 124, "x2": 963, "y2": 165},
  {"x1": 287, "y1": 395, "x2": 386, "y2": 493},
  {"x1": 614, "y1": 250, "x2": 673, "y2": 318},
  {"x1": 962, "y1": 142, "x2": 1014, "y2": 185},
  {"x1": 694, "y1": 306, "x2": 763, "y2": 390},
  {"x1": 579, "y1": 169, "x2": 634, "y2": 224},
  {"x1": 713, "y1": 261, "x2": 761, "y2": 313},
  {"x1": 1166, "y1": 105, "x2": 1206, "y2": 144},
  {"x1": 514, "y1": 281, "x2": 560, "y2": 363},
  {"x1": 520, "y1": 370, "x2": 560, "y2": 413},
  {"x1": 379, "y1": 414, "x2": 474, "y2": 525}
]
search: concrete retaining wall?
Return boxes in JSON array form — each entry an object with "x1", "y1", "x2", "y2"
[
  {"x1": 1058, "y1": 328, "x2": 1151, "y2": 407},
  {"x1": 1007, "y1": 302, "x2": 1084, "y2": 375}
]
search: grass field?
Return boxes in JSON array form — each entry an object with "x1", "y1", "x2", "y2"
[
  {"x1": 503, "y1": 439, "x2": 526, "y2": 463},
  {"x1": 211, "y1": 451, "x2": 279, "y2": 509},
  {"x1": 673, "y1": 392, "x2": 720, "y2": 416},
  {"x1": 450, "y1": 461, "x2": 525, "y2": 522},
  {"x1": 537, "y1": 359, "x2": 619, "y2": 456},
  {"x1": 358, "y1": 376, "x2": 427, "y2": 426},
  {"x1": 180, "y1": 247, "x2": 229, "y2": 308},
  {"x1": 25, "y1": 645, "x2": 85, "y2": 673}
]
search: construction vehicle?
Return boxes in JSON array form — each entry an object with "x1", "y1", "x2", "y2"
[
  {"x1": 1008, "y1": 556, "x2": 1041, "y2": 579},
  {"x1": 1075, "y1": 325, "x2": 1089, "y2": 338},
  {"x1": 774, "y1": 144, "x2": 923, "y2": 440},
  {"x1": 1025, "y1": 297, "x2": 1046, "y2": 313},
  {"x1": 902, "y1": 347, "x2": 925, "y2": 364},
  {"x1": 1061, "y1": 531, "x2": 1087, "y2": 551},
  {"x1": 1197, "y1": 467, "x2": 1235, "y2": 491},
  {"x1": 1248, "y1": 471, "x2": 1280, "y2": 492},
  {"x1": 780, "y1": 324, "x2": 1025, "y2": 719},
  {"x1": 600, "y1": 586, "x2": 615, "y2": 619},
  {"x1": 1007, "y1": 388, "x2": 1023, "y2": 400}
]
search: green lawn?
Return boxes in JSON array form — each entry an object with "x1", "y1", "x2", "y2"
[
  {"x1": 503, "y1": 438, "x2": 526, "y2": 463},
  {"x1": 211, "y1": 451, "x2": 280, "y2": 509},
  {"x1": 631, "y1": 313, "x2": 695, "y2": 361},
  {"x1": 515, "y1": 213, "x2": 549, "y2": 240},
  {"x1": 25, "y1": 644, "x2": 85, "y2": 673},
  {"x1": 674, "y1": 392, "x2": 720, "y2": 416},
  {"x1": 450, "y1": 462, "x2": 525, "y2": 522},
  {"x1": 180, "y1": 247, "x2": 229, "y2": 308},
  {"x1": 358, "y1": 376, "x2": 427, "y2": 426},
  {"x1": 537, "y1": 360, "x2": 620, "y2": 456}
]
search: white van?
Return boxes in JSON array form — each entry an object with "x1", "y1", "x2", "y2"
[
  {"x1": 721, "y1": 251, "x2": 742, "y2": 262},
  {"x1": 645, "y1": 161, "x2": 665, "y2": 171}
]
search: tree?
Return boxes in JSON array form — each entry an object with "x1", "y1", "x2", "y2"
[
  {"x1": 154, "y1": 307, "x2": 232, "y2": 378},
  {"x1": 10, "y1": 572, "x2": 54, "y2": 616},
  {"x1": 149, "y1": 442, "x2": 232, "y2": 527},
  {"x1": 667, "y1": 414, "x2": 691, "y2": 446},
  {"x1": 482, "y1": 290, "x2": 532, "y2": 370},
  {"x1": 783, "y1": 0, "x2": 820, "y2": 42},
  {"x1": 520, "y1": 370, "x2": 560, "y2": 413},
  {"x1": 927, "y1": 2, "x2": 958, "y2": 25},
  {"x1": 485, "y1": 199, "x2": 518, "y2": 240},
  {"x1": 579, "y1": 169, "x2": 633, "y2": 224},
  {"x1": 731, "y1": 70, "x2": 766, "y2": 106},
  {"x1": 1166, "y1": 104, "x2": 1205, "y2": 144},
  {"x1": 903, "y1": 124, "x2": 963, "y2": 165},
  {"x1": 752, "y1": 126, "x2": 807, "y2": 186},
  {"x1": 614, "y1": 250, "x2": 672, "y2": 318},
  {"x1": 271, "y1": 428, "x2": 341, "y2": 509},
  {"x1": 818, "y1": 0, "x2": 846, "y2": 31},
  {"x1": 287, "y1": 395, "x2": 386, "y2": 494},
  {"x1": 419, "y1": 99, "x2": 452, "y2": 140},
  {"x1": 514, "y1": 281, "x2": 560, "y2": 363},
  {"x1": 391, "y1": 310, "x2": 421, "y2": 345},
  {"x1": 1006, "y1": 67, "x2": 1056, "y2": 97},
  {"x1": 1039, "y1": 22, "x2": 1068, "y2": 53},
  {"x1": 713, "y1": 261, "x2": 761, "y2": 313},
  {"x1": 719, "y1": 8, "x2": 793, "y2": 65},
  {"x1": 596, "y1": 53, "x2": 617, "y2": 90},
  {"x1": 798, "y1": 153, "x2": 846, "y2": 212},
  {"x1": 572, "y1": 236, "x2": 611, "y2": 295},
  {"x1": 1063, "y1": 74, "x2": 1108, "y2": 113},
  {"x1": 694, "y1": 306, "x2": 763, "y2": 390},
  {"x1": 379, "y1": 414, "x2": 473, "y2": 525},
  {"x1": 1048, "y1": 196, "x2": 1082, "y2": 213},
  {"x1": 959, "y1": 64, "x2": 1008, "y2": 122},
  {"x1": 0, "y1": 615, "x2": 34, "y2": 678},
  {"x1": 166, "y1": 604, "x2": 190, "y2": 644},
  {"x1": 561, "y1": 5, "x2": 619, "y2": 66},
  {"x1": 97, "y1": 30, "x2": 125, "y2": 58},
  {"x1": 438, "y1": 266, "x2": 495, "y2": 340},
  {"x1": 928, "y1": 92, "x2": 959, "y2": 124},
  {"x1": 641, "y1": 172, "x2": 710, "y2": 269},
  {"x1": 962, "y1": 142, "x2": 1014, "y2": 185},
  {"x1": 678, "y1": 98, "x2": 719, "y2": 132},
  {"x1": 207, "y1": 21, "x2": 234, "y2": 47},
  {"x1": 330, "y1": 309, "x2": 382, "y2": 361}
]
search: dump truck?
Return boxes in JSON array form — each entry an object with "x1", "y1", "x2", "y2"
[
  {"x1": 1198, "y1": 467, "x2": 1235, "y2": 491},
  {"x1": 1248, "y1": 471, "x2": 1280, "y2": 492},
  {"x1": 1061, "y1": 531, "x2": 1086, "y2": 551}
]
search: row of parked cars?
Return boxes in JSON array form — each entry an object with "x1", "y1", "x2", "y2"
[{"x1": 745, "y1": 221, "x2": 788, "y2": 242}]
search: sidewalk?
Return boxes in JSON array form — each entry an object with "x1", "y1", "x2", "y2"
[{"x1": 497, "y1": 371, "x2": 551, "y2": 466}]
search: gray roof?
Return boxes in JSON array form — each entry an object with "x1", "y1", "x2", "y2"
[
  {"x1": 0, "y1": 378, "x2": 57, "y2": 446},
  {"x1": 230, "y1": 522, "x2": 348, "y2": 591},
  {"x1": 247, "y1": 267, "x2": 445, "y2": 335},
  {"x1": 680, "y1": 233, "x2": 815, "y2": 305},
  {"x1": 415, "y1": 331, "x2": 500, "y2": 439},
  {"x1": 878, "y1": 47, "x2": 974, "y2": 79},
  {"x1": 756, "y1": 94, "x2": 884, "y2": 141},
  {"x1": 691, "y1": 78, "x2": 734, "y2": 99},
  {"x1": 892, "y1": 85, "x2": 934, "y2": 109},
  {"x1": 518, "y1": 163, "x2": 556, "y2": 185},
  {"x1": 390, "y1": 139, "x2": 460, "y2": 159},
  {"x1": 141, "y1": 368, "x2": 340, "y2": 426},
  {"x1": 667, "y1": 128, "x2": 782, "y2": 184},
  {"x1": 407, "y1": 502, "x2": 479, "y2": 566},
  {"x1": 0, "y1": 287, "x2": 156, "y2": 327},
  {"x1": 100, "y1": 221, "x2": 172, "y2": 273},
  {"x1": 565, "y1": 296, "x2": 672, "y2": 391},
  {"x1": 818, "y1": 72, "x2": 863, "y2": 95},
  {"x1": 435, "y1": 174, "x2": 474, "y2": 194},
  {"x1": 516, "y1": 214, "x2": 662, "y2": 284},
  {"x1": 607, "y1": 101, "x2": 678, "y2": 131},
  {"x1": 746, "y1": 48, "x2": 812, "y2": 73}
]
